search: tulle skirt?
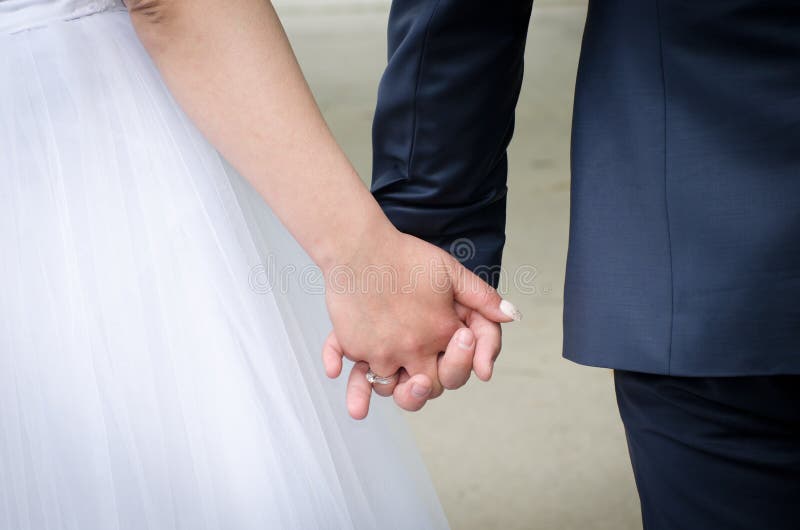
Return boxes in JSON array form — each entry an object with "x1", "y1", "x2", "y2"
[{"x1": 0, "y1": 8, "x2": 448, "y2": 530}]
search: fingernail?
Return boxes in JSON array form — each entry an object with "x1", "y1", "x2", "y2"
[
  {"x1": 499, "y1": 299, "x2": 523, "y2": 321},
  {"x1": 411, "y1": 382, "x2": 431, "y2": 398},
  {"x1": 456, "y1": 328, "x2": 474, "y2": 349}
]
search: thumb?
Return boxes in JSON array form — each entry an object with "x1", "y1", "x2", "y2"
[
  {"x1": 450, "y1": 261, "x2": 522, "y2": 323},
  {"x1": 321, "y1": 331, "x2": 344, "y2": 378}
]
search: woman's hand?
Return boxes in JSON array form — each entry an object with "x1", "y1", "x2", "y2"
[{"x1": 321, "y1": 226, "x2": 520, "y2": 419}]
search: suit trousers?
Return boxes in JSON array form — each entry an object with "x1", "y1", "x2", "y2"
[{"x1": 614, "y1": 370, "x2": 800, "y2": 530}]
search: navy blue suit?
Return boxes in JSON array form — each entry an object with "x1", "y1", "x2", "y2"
[{"x1": 371, "y1": 0, "x2": 800, "y2": 527}]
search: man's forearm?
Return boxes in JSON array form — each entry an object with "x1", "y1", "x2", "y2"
[{"x1": 371, "y1": 0, "x2": 534, "y2": 282}]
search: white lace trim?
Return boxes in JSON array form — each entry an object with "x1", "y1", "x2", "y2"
[
  {"x1": 1, "y1": 0, "x2": 127, "y2": 34},
  {"x1": 69, "y1": 0, "x2": 126, "y2": 21}
]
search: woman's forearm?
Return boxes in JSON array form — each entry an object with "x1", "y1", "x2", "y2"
[{"x1": 127, "y1": 0, "x2": 395, "y2": 271}]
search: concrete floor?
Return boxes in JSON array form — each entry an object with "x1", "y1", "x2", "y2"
[{"x1": 278, "y1": 2, "x2": 642, "y2": 528}]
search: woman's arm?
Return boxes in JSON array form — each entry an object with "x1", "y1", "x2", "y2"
[
  {"x1": 126, "y1": 0, "x2": 517, "y2": 417},
  {"x1": 128, "y1": 0, "x2": 388, "y2": 270}
]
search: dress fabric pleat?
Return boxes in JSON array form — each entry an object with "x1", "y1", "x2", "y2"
[{"x1": 0, "y1": 4, "x2": 448, "y2": 529}]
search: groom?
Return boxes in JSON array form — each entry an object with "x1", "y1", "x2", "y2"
[{"x1": 366, "y1": 0, "x2": 800, "y2": 528}]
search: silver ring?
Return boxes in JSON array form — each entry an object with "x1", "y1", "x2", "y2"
[{"x1": 366, "y1": 369, "x2": 395, "y2": 385}]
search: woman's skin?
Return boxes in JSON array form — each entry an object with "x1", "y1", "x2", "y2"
[{"x1": 126, "y1": 0, "x2": 518, "y2": 418}]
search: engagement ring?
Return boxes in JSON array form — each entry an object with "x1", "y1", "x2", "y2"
[{"x1": 366, "y1": 369, "x2": 395, "y2": 385}]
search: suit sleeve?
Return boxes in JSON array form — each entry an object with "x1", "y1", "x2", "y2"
[{"x1": 371, "y1": 0, "x2": 534, "y2": 285}]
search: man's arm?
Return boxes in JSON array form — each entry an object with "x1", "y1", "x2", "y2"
[{"x1": 372, "y1": 0, "x2": 534, "y2": 285}]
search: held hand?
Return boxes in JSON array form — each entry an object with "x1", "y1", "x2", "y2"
[
  {"x1": 321, "y1": 227, "x2": 519, "y2": 419},
  {"x1": 325, "y1": 305, "x2": 504, "y2": 419}
]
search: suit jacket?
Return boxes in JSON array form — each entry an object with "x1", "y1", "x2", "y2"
[{"x1": 371, "y1": 0, "x2": 800, "y2": 376}]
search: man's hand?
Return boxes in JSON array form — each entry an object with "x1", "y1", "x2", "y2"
[{"x1": 320, "y1": 227, "x2": 519, "y2": 419}]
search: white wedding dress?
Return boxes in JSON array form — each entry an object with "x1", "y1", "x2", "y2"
[{"x1": 0, "y1": 2, "x2": 449, "y2": 529}]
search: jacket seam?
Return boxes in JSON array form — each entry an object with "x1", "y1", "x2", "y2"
[
  {"x1": 407, "y1": 0, "x2": 443, "y2": 179},
  {"x1": 654, "y1": 0, "x2": 675, "y2": 375}
]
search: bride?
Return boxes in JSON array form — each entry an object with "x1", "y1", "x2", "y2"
[{"x1": 0, "y1": 0, "x2": 517, "y2": 528}]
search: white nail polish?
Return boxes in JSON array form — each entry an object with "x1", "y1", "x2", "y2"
[{"x1": 499, "y1": 299, "x2": 522, "y2": 321}]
